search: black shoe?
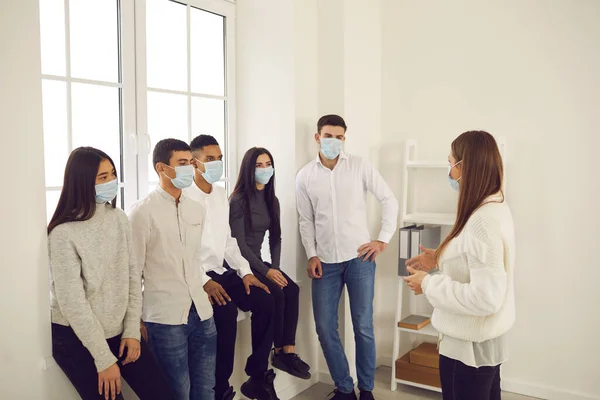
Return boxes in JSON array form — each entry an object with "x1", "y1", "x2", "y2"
[
  {"x1": 217, "y1": 386, "x2": 236, "y2": 400},
  {"x1": 359, "y1": 391, "x2": 374, "y2": 400},
  {"x1": 271, "y1": 351, "x2": 311, "y2": 379},
  {"x1": 241, "y1": 369, "x2": 280, "y2": 400},
  {"x1": 327, "y1": 389, "x2": 357, "y2": 399}
]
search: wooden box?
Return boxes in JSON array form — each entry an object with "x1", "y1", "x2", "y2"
[
  {"x1": 395, "y1": 352, "x2": 441, "y2": 388},
  {"x1": 409, "y1": 342, "x2": 439, "y2": 369}
]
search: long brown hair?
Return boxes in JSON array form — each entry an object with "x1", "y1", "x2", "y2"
[
  {"x1": 48, "y1": 147, "x2": 117, "y2": 234},
  {"x1": 435, "y1": 131, "x2": 504, "y2": 264}
]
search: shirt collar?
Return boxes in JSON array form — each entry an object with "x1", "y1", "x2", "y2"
[{"x1": 156, "y1": 184, "x2": 185, "y2": 204}]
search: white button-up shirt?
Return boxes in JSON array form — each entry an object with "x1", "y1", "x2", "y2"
[
  {"x1": 129, "y1": 186, "x2": 213, "y2": 325},
  {"x1": 184, "y1": 183, "x2": 253, "y2": 283},
  {"x1": 296, "y1": 152, "x2": 399, "y2": 264}
]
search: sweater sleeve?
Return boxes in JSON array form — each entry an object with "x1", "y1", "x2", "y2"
[
  {"x1": 269, "y1": 197, "x2": 282, "y2": 269},
  {"x1": 49, "y1": 227, "x2": 117, "y2": 372},
  {"x1": 229, "y1": 196, "x2": 270, "y2": 276},
  {"x1": 422, "y1": 214, "x2": 507, "y2": 317},
  {"x1": 121, "y1": 221, "x2": 142, "y2": 341}
]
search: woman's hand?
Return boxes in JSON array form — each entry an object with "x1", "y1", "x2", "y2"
[
  {"x1": 98, "y1": 363, "x2": 121, "y2": 400},
  {"x1": 403, "y1": 266, "x2": 428, "y2": 295},
  {"x1": 405, "y1": 245, "x2": 437, "y2": 272},
  {"x1": 266, "y1": 269, "x2": 288, "y2": 288},
  {"x1": 119, "y1": 338, "x2": 141, "y2": 365}
]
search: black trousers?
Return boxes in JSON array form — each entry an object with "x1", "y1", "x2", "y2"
[
  {"x1": 253, "y1": 265, "x2": 300, "y2": 348},
  {"x1": 439, "y1": 355, "x2": 501, "y2": 400},
  {"x1": 52, "y1": 323, "x2": 174, "y2": 400},
  {"x1": 208, "y1": 270, "x2": 274, "y2": 397}
]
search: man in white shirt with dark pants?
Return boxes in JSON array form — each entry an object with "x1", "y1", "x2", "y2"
[
  {"x1": 129, "y1": 138, "x2": 216, "y2": 400},
  {"x1": 184, "y1": 135, "x2": 276, "y2": 400},
  {"x1": 296, "y1": 115, "x2": 398, "y2": 400}
]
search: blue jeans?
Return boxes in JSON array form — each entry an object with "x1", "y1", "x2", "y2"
[
  {"x1": 145, "y1": 305, "x2": 217, "y2": 400},
  {"x1": 312, "y1": 257, "x2": 376, "y2": 394}
]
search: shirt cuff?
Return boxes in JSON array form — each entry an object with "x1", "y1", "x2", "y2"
[
  {"x1": 201, "y1": 272, "x2": 212, "y2": 286},
  {"x1": 306, "y1": 246, "x2": 318, "y2": 260},
  {"x1": 377, "y1": 230, "x2": 394, "y2": 244},
  {"x1": 422, "y1": 274, "x2": 432, "y2": 293},
  {"x1": 237, "y1": 266, "x2": 253, "y2": 280}
]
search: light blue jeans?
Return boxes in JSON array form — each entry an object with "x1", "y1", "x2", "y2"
[
  {"x1": 312, "y1": 257, "x2": 376, "y2": 394},
  {"x1": 146, "y1": 305, "x2": 217, "y2": 400}
]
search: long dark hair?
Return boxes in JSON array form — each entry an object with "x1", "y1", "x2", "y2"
[
  {"x1": 231, "y1": 147, "x2": 281, "y2": 240},
  {"x1": 48, "y1": 147, "x2": 117, "y2": 234},
  {"x1": 436, "y1": 131, "x2": 504, "y2": 264}
]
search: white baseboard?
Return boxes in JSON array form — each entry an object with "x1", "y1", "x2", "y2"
[
  {"x1": 277, "y1": 376, "x2": 319, "y2": 400},
  {"x1": 376, "y1": 356, "x2": 393, "y2": 368},
  {"x1": 503, "y1": 379, "x2": 599, "y2": 400},
  {"x1": 318, "y1": 371, "x2": 335, "y2": 387}
]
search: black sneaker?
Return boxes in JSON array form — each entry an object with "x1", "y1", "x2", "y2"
[
  {"x1": 271, "y1": 351, "x2": 311, "y2": 379},
  {"x1": 327, "y1": 389, "x2": 358, "y2": 399},
  {"x1": 217, "y1": 386, "x2": 236, "y2": 400},
  {"x1": 359, "y1": 391, "x2": 374, "y2": 400},
  {"x1": 241, "y1": 369, "x2": 280, "y2": 400}
]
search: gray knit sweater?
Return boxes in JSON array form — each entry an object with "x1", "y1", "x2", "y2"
[{"x1": 48, "y1": 203, "x2": 142, "y2": 372}]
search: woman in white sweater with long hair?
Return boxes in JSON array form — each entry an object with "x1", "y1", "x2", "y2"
[{"x1": 404, "y1": 131, "x2": 515, "y2": 400}]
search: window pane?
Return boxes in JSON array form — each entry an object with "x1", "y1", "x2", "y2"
[
  {"x1": 190, "y1": 7, "x2": 225, "y2": 96},
  {"x1": 146, "y1": 0, "x2": 187, "y2": 91},
  {"x1": 69, "y1": 0, "x2": 119, "y2": 82},
  {"x1": 191, "y1": 97, "x2": 225, "y2": 153},
  {"x1": 42, "y1": 80, "x2": 69, "y2": 187},
  {"x1": 147, "y1": 91, "x2": 188, "y2": 177},
  {"x1": 46, "y1": 190, "x2": 62, "y2": 224},
  {"x1": 71, "y1": 83, "x2": 121, "y2": 179},
  {"x1": 39, "y1": 0, "x2": 66, "y2": 76}
]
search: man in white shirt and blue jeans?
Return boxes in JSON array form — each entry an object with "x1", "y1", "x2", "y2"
[
  {"x1": 129, "y1": 139, "x2": 217, "y2": 400},
  {"x1": 296, "y1": 115, "x2": 398, "y2": 400}
]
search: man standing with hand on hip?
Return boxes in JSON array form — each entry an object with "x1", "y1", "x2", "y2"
[{"x1": 296, "y1": 115, "x2": 398, "y2": 400}]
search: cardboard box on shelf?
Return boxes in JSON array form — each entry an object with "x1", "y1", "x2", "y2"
[
  {"x1": 409, "y1": 342, "x2": 439, "y2": 369},
  {"x1": 395, "y1": 352, "x2": 441, "y2": 388}
]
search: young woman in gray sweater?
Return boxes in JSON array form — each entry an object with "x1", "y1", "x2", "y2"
[
  {"x1": 48, "y1": 147, "x2": 173, "y2": 400},
  {"x1": 230, "y1": 147, "x2": 311, "y2": 381}
]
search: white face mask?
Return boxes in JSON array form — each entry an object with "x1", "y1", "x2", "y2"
[
  {"x1": 448, "y1": 160, "x2": 462, "y2": 192},
  {"x1": 163, "y1": 164, "x2": 194, "y2": 189}
]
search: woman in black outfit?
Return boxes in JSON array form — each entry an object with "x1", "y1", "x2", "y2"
[{"x1": 230, "y1": 147, "x2": 311, "y2": 380}]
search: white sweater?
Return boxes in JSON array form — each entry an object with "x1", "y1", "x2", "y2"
[{"x1": 422, "y1": 195, "x2": 515, "y2": 344}]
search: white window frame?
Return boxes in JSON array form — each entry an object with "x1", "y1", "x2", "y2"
[
  {"x1": 133, "y1": 0, "x2": 237, "y2": 199},
  {"x1": 41, "y1": 0, "x2": 236, "y2": 214},
  {"x1": 42, "y1": 0, "x2": 136, "y2": 210}
]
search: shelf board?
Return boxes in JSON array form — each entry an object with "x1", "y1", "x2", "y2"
[
  {"x1": 406, "y1": 161, "x2": 448, "y2": 169},
  {"x1": 398, "y1": 322, "x2": 438, "y2": 338},
  {"x1": 403, "y1": 212, "x2": 456, "y2": 226},
  {"x1": 395, "y1": 378, "x2": 442, "y2": 393}
]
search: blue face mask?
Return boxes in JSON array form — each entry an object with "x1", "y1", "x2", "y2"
[
  {"x1": 165, "y1": 165, "x2": 194, "y2": 189},
  {"x1": 320, "y1": 138, "x2": 343, "y2": 160},
  {"x1": 448, "y1": 161, "x2": 462, "y2": 192},
  {"x1": 196, "y1": 159, "x2": 223, "y2": 184},
  {"x1": 255, "y1": 166, "x2": 274, "y2": 185},
  {"x1": 95, "y1": 179, "x2": 118, "y2": 204}
]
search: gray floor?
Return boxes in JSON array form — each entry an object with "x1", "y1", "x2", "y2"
[{"x1": 290, "y1": 367, "x2": 538, "y2": 400}]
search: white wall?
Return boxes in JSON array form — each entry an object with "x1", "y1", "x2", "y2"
[
  {"x1": 235, "y1": 0, "x2": 321, "y2": 398},
  {"x1": 0, "y1": 1, "x2": 79, "y2": 399},
  {"x1": 380, "y1": 1, "x2": 600, "y2": 399}
]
